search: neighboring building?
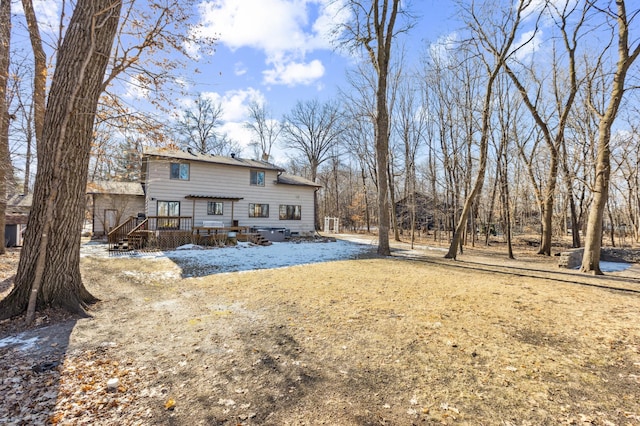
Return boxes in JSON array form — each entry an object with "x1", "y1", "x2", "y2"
[
  {"x1": 87, "y1": 181, "x2": 145, "y2": 236},
  {"x1": 395, "y1": 192, "x2": 436, "y2": 231},
  {"x1": 141, "y1": 147, "x2": 321, "y2": 236},
  {"x1": 4, "y1": 193, "x2": 31, "y2": 247}
]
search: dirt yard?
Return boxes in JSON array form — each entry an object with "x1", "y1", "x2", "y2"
[{"x1": 1, "y1": 237, "x2": 640, "y2": 425}]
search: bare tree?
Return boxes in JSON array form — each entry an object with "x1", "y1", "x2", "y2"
[
  {"x1": 477, "y1": 1, "x2": 588, "y2": 255},
  {"x1": 175, "y1": 93, "x2": 224, "y2": 154},
  {"x1": 245, "y1": 100, "x2": 281, "y2": 161},
  {"x1": 581, "y1": 0, "x2": 640, "y2": 274},
  {"x1": 341, "y1": 62, "x2": 379, "y2": 232},
  {"x1": 8, "y1": 59, "x2": 36, "y2": 193},
  {"x1": 20, "y1": 0, "x2": 46, "y2": 158},
  {"x1": 281, "y1": 99, "x2": 344, "y2": 183},
  {"x1": 444, "y1": 0, "x2": 526, "y2": 259},
  {"x1": 335, "y1": 0, "x2": 414, "y2": 256},
  {"x1": 0, "y1": 0, "x2": 9, "y2": 255},
  {"x1": 394, "y1": 74, "x2": 427, "y2": 247},
  {"x1": 281, "y1": 99, "x2": 344, "y2": 229}
]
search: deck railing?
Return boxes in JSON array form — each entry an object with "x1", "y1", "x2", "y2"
[
  {"x1": 145, "y1": 216, "x2": 193, "y2": 232},
  {"x1": 109, "y1": 216, "x2": 195, "y2": 252}
]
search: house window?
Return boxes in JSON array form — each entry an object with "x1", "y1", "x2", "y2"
[
  {"x1": 207, "y1": 201, "x2": 223, "y2": 215},
  {"x1": 250, "y1": 170, "x2": 265, "y2": 186},
  {"x1": 170, "y1": 163, "x2": 190, "y2": 180},
  {"x1": 157, "y1": 201, "x2": 180, "y2": 229},
  {"x1": 249, "y1": 203, "x2": 269, "y2": 218},
  {"x1": 279, "y1": 205, "x2": 301, "y2": 220}
]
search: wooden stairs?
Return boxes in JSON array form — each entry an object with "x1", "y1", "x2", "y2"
[
  {"x1": 238, "y1": 232, "x2": 272, "y2": 246},
  {"x1": 108, "y1": 217, "x2": 147, "y2": 253},
  {"x1": 109, "y1": 234, "x2": 144, "y2": 252}
]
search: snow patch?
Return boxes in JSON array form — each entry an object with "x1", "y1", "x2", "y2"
[
  {"x1": 599, "y1": 261, "x2": 631, "y2": 273},
  {"x1": 0, "y1": 335, "x2": 39, "y2": 350},
  {"x1": 80, "y1": 239, "x2": 372, "y2": 275}
]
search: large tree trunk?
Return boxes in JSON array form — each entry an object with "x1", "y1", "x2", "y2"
[
  {"x1": 0, "y1": 0, "x2": 10, "y2": 256},
  {"x1": 375, "y1": 94, "x2": 391, "y2": 255},
  {"x1": 538, "y1": 154, "x2": 559, "y2": 255},
  {"x1": 581, "y1": 122, "x2": 611, "y2": 274},
  {"x1": 362, "y1": 168, "x2": 371, "y2": 233},
  {"x1": 581, "y1": 0, "x2": 640, "y2": 274},
  {"x1": 0, "y1": 0, "x2": 122, "y2": 320}
]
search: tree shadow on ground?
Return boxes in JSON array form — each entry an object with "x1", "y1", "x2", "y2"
[{"x1": 0, "y1": 316, "x2": 77, "y2": 423}]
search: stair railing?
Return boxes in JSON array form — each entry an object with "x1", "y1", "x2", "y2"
[
  {"x1": 126, "y1": 218, "x2": 149, "y2": 250},
  {"x1": 107, "y1": 216, "x2": 138, "y2": 251}
]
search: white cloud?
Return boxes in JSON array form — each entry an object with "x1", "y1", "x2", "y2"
[
  {"x1": 219, "y1": 122, "x2": 254, "y2": 150},
  {"x1": 13, "y1": 0, "x2": 61, "y2": 37},
  {"x1": 122, "y1": 74, "x2": 150, "y2": 100},
  {"x1": 174, "y1": 77, "x2": 191, "y2": 91},
  {"x1": 312, "y1": 0, "x2": 350, "y2": 42},
  {"x1": 511, "y1": 29, "x2": 544, "y2": 62},
  {"x1": 263, "y1": 58, "x2": 325, "y2": 86},
  {"x1": 194, "y1": 0, "x2": 348, "y2": 87},
  {"x1": 428, "y1": 32, "x2": 459, "y2": 67},
  {"x1": 17, "y1": 0, "x2": 61, "y2": 32},
  {"x1": 197, "y1": 0, "x2": 333, "y2": 54},
  {"x1": 234, "y1": 62, "x2": 248, "y2": 76},
  {"x1": 202, "y1": 88, "x2": 265, "y2": 122}
]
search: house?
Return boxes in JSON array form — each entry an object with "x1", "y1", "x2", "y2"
[
  {"x1": 87, "y1": 181, "x2": 145, "y2": 236},
  {"x1": 139, "y1": 147, "x2": 321, "y2": 242},
  {"x1": 4, "y1": 193, "x2": 31, "y2": 247}
]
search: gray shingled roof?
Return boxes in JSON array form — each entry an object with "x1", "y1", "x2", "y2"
[
  {"x1": 7, "y1": 193, "x2": 32, "y2": 208},
  {"x1": 143, "y1": 147, "x2": 285, "y2": 172},
  {"x1": 276, "y1": 173, "x2": 321, "y2": 188},
  {"x1": 87, "y1": 181, "x2": 144, "y2": 196}
]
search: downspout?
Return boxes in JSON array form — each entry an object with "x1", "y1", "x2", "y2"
[{"x1": 92, "y1": 193, "x2": 96, "y2": 236}]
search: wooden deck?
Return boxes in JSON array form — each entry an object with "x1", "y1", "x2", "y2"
[
  {"x1": 109, "y1": 218, "x2": 272, "y2": 253},
  {"x1": 192, "y1": 226, "x2": 248, "y2": 246}
]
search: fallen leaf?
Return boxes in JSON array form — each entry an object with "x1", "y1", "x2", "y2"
[{"x1": 165, "y1": 398, "x2": 176, "y2": 410}]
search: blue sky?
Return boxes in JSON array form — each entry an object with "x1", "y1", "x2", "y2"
[
  {"x1": 141, "y1": 0, "x2": 460, "y2": 161},
  {"x1": 176, "y1": 0, "x2": 460, "y2": 161},
  {"x1": 10, "y1": 0, "x2": 460, "y2": 164}
]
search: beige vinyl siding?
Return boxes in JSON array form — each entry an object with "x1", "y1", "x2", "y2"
[
  {"x1": 93, "y1": 194, "x2": 145, "y2": 236},
  {"x1": 145, "y1": 158, "x2": 316, "y2": 234}
]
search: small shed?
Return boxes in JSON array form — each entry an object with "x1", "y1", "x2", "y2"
[{"x1": 87, "y1": 181, "x2": 145, "y2": 237}]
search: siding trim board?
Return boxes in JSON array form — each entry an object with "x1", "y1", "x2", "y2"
[{"x1": 185, "y1": 195, "x2": 244, "y2": 201}]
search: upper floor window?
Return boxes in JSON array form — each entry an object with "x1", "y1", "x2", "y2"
[
  {"x1": 279, "y1": 205, "x2": 301, "y2": 220},
  {"x1": 170, "y1": 163, "x2": 189, "y2": 180},
  {"x1": 207, "y1": 201, "x2": 223, "y2": 215},
  {"x1": 250, "y1": 170, "x2": 265, "y2": 186},
  {"x1": 249, "y1": 203, "x2": 269, "y2": 218}
]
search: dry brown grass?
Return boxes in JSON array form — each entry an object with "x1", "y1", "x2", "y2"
[{"x1": 2, "y1": 238, "x2": 640, "y2": 425}]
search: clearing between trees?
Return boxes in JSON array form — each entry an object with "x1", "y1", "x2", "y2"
[{"x1": 1, "y1": 236, "x2": 640, "y2": 425}]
